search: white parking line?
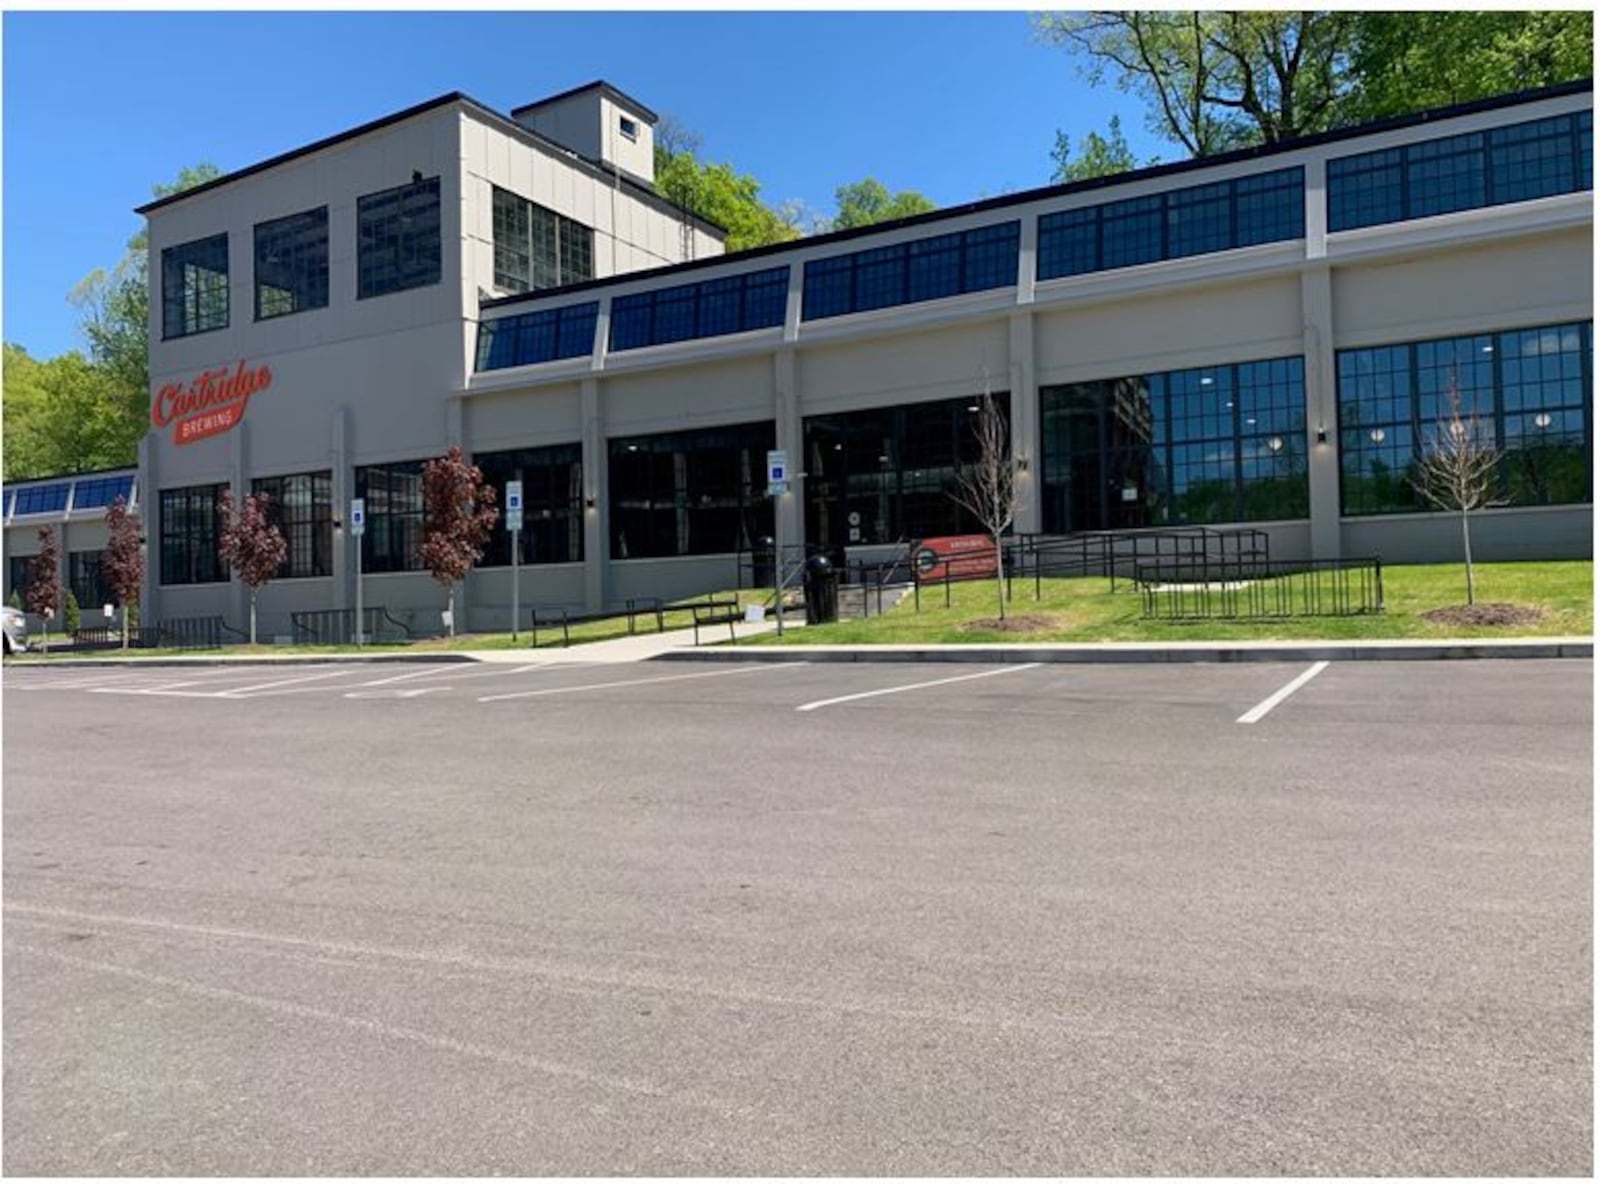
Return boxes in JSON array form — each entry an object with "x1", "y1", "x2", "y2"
[
  {"x1": 795, "y1": 663, "x2": 1042, "y2": 713},
  {"x1": 217, "y1": 669, "x2": 361, "y2": 697},
  {"x1": 360, "y1": 663, "x2": 545, "y2": 686},
  {"x1": 478, "y1": 663, "x2": 794, "y2": 703},
  {"x1": 1237, "y1": 661, "x2": 1330, "y2": 724}
]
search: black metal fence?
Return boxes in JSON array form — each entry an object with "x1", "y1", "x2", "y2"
[
  {"x1": 70, "y1": 615, "x2": 241, "y2": 650},
  {"x1": 290, "y1": 606, "x2": 414, "y2": 645},
  {"x1": 1135, "y1": 555, "x2": 1385, "y2": 620}
]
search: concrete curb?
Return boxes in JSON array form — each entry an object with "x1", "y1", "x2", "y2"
[
  {"x1": 1, "y1": 652, "x2": 481, "y2": 670},
  {"x1": 655, "y1": 638, "x2": 1595, "y2": 664}
]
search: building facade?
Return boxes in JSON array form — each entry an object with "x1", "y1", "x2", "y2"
[{"x1": 4, "y1": 80, "x2": 1592, "y2": 637}]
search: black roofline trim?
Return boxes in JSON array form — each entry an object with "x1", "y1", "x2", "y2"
[
  {"x1": 134, "y1": 90, "x2": 724, "y2": 238},
  {"x1": 511, "y1": 79, "x2": 659, "y2": 124},
  {"x1": 481, "y1": 77, "x2": 1593, "y2": 314}
]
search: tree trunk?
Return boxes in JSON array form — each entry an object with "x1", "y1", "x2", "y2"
[
  {"x1": 994, "y1": 533, "x2": 1006, "y2": 621},
  {"x1": 249, "y1": 589, "x2": 258, "y2": 646},
  {"x1": 448, "y1": 587, "x2": 456, "y2": 639},
  {"x1": 1461, "y1": 509, "x2": 1475, "y2": 606},
  {"x1": 121, "y1": 606, "x2": 129, "y2": 650}
]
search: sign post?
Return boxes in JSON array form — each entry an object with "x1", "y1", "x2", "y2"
[
  {"x1": 766, "y1": 450, "x2": 789, "y2": 638},
  {"x1": 350, "y1": 498, "x2": 365, "y2": 646},
  {"x1": 505, "y1": 481, "x2": 523, "y2": 642}
]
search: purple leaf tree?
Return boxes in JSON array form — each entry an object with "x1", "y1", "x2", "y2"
[
  {"x1": 218, "y1": 489, "x2": 288, "y2": 645},
  {"x1": 26, "y1": 526, "x2": 62, "y2": 654},
  {"x1": 102, "y1": 494, "x2": 143, "y2": 649},
  {"x1": 420, "y1": 445, "x2": 498, "y2": 638}
]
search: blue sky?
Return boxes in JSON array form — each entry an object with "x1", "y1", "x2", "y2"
[{"x1": 2, "y1": 9, "x2": 1163, "y2": 360}]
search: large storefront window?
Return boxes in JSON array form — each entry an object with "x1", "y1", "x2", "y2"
[
  {"x1": 252, "y1": 471, "x2": 333, "y2": 578},
  {"x1": 1338, "y1": 321, "x2": 1592, "y2": 515},
  {"x1": 803, "y1": 393, "x2": 1011, "y2": 551},
  {"x1": 474, "y1": 444, "x2": 584, "y2": 566},
  {"x1": 609, "y1": 423, "x2": 774, "y2": 559},
  {"x1": 1041, "y1": 357, "x2": 1307, "y2": 533},
  {"x1": 355, "y1": 461, "x2": 426, "y2": 573},
  {"x1": 159, "y1": 484, "x2": 227, "y2": 586}
]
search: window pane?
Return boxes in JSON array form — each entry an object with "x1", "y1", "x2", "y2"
[
  {"x1": 162, "y1": 233, "x2": 229, "y2": 338},
  {"x1": 255, "y1": 207, "x2": 329, "y2": 320},
  {"x1": 358, "y1": 176, "x2": 441, "y2": 299}
]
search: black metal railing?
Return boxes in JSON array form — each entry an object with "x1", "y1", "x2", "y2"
[
  {"x1": 528, "y1": 596, "x2": 667, "y2": 648},
  {"x1": 1006, "y1": 527, "x2": 1273, "y2": 595},
  {"x1": 290, "y1": 606, "x2": 413, "y2": 646},
  {"x1": 1135, "y1": 555, "x2": 1384, "y2": 620}
]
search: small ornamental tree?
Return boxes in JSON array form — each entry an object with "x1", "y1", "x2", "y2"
[
  {"x1": 949, "y1": 387, "x2": 1021, "y2": 621},
  {"x1": 218, "y1": 489, "x2": 288, "y2": 645},
  {"x1": 1411, "y1": 378, "x2": 1503, "y2": 606},
  {"x1": 26, "y1": 526, "x2": 62, "y2": 654},
  {"x1": 102, "y1": 494, "x2": 143, "y2": 649},
  {"x1": 420, "y1": 445, "x2": 498, "y2": 637}
]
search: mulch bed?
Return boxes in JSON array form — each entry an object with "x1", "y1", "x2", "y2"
[
  {"x1": 1420, "y1": 602, "x2": 1544, "y2": 628},
  {"x1": 959, "y1": 614, "x2": 1064, "y2": 634}
]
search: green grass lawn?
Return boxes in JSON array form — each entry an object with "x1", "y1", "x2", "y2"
[
  {"x1": 752, "y1": 561, "x2": 1593, "y2": 645},
  {"x1": 6, "y1": 566, "x2": 1589, "y2": 661}
]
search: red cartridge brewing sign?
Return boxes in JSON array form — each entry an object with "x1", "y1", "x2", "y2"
[
  {"x1": 151, "y1": 360, "x2": 273, "y2": 445},
  {"x1": 912, "y1": 534, "x2": 998, "y2": 582}
]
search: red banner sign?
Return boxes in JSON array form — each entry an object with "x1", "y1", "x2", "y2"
[
  {"x1": 912, "y1": 534, "x2": 998, "y2": 582},
  {"x1": 152, "y1": 360, "x2": 272, "y2": 445}
]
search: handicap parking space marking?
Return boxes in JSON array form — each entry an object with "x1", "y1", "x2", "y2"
[
  {"x1": 477, "y1": 663, "x2": 796, "y2": 703},
  {"x1": 1236, "y1": 660, "x2": 1330, "y2": 724},
  {"x1": 794, "y1": 663, "x2": 1043, "y2": 713}
]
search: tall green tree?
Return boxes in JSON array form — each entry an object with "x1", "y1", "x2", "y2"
[
  {"x1": 2, "y1": 345, "x2": 139, "y2": 480},
  {"x1": 653, "y1": 127, "x2": 799, "y2": 253},
  {"x1": 1350, "y1": 11, "x2": 1593, "y2": 121},
  {"x1": 5, "y1": 163, "x2": 223, "y2": 481},
  {"x1": 68, "y1": 162, "x2": 223, "y2": 429},
  {"x1": 1034, "y1": 10, "x2": 1356, "y2": 155},
  {"x1": 1051, "y1": 115, "x2": 1145, "y2": 183},
  {"x1": 831, "y1": 178, "x2": 937, "y2": 230}
]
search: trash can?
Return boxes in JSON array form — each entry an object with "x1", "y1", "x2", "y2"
[
  {"x1": 803, "y1": 554, "x2": 838, "y2": 625},
  {"x1": 750, "y1": 536, "x2": 776, "y2": 589}
]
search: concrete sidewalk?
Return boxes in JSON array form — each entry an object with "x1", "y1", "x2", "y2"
[
  {"x1": 5, "y1": 625, "x2": 1589, "y2": 669},
  {"x1": 658, "y1": 635, "x2": 1594, "y2": 664}
]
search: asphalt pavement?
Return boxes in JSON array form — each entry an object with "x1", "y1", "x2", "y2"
[{"x1": 3, "y1": 657, "x2": 1591, "y2": 1175}]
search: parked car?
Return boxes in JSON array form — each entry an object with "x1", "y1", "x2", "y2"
[{"x1": 2, "y1": 605, "x2": 28, "y2": 655}]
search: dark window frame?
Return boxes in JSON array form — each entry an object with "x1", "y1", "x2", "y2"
[
  {"x1": 159, "y1": 484, "x2": 227, "y2": 586},
  {"x1": 357, "y1": 176, "x2": 442, "y2": 300},
  {"x1": 251, "y1": 471, "x2": 333, "y2": 579},
  {"x1": 475, "y1": 302, "x2": 599, "y2": 371},
  {"x1": 1038, "y1": 167, "x2": 1305, "y2": 282},
  {"x1": 608, "y1": 422, "x2": 775, "y2": 560},
  {"x1": 355, "y1": 461, "x2": 427, "y2": 574},
  {"x1": 473, "y1": 443, "x2": 585, "y2": 567},
  {"x1": 608, "y1": 267, "x2": 791, "y2": 353},
  {"x1": 254, "y1": 206, "x2": 330, "y2": 321},
  {"x1": 161, "y1": 233, "x2": 230, "y2": 339},
  {"x1": 1328, "y1": 110, "x2": 1592, "y2": 232},
  {"x1": 801, "y1": 221, "x2": 1021, "y2": 322},
  {"x1": 1336, "y1": 321, "x2": 1593, "y2": 516}
]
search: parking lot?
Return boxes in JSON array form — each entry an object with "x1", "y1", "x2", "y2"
[{"x1": 3, "y1": 657, "x2": 1592, "y2": 1175}]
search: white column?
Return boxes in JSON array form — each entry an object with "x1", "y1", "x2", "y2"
[
  {"x1": 581, "y1": 377, "x2": 606, "y2": 612},
  {"x1": 1009, "y1": 311, "x2": 1041, "y2": 533},
  {"x1": 330, "y1": 405, "x2": 349, "y2": 612},
  {"x1": 1302, "y1": 263, "x2": 1341, "y2": 560},
  {"x1": 773, "y1": 348, "x2": 803, "y2": 550}
]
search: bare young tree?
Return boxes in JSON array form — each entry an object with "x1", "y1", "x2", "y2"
[
  {"x1": 218, "y1": 489, "x2": 288, "y2": 645},
  {"x1": 102, "y1": 494, "x2": 143, "y2": 649},
  {"x1": 420, "y1": 446, "x2": 498, "y2": 638},
  {"x1": 1411, "y1": 378, "x2": 1502, "y2": 606},
  {"x1": 26, "y1": 526, "x2": 62, "y2": 654},
  {"x1": 949, "y1": 388, "x2": 1021, "y2": 621}
]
